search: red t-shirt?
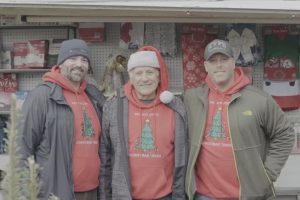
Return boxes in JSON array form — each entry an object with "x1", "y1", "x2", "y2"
[
  {"x1": 195, "y1": 91, "x2": 239, "y2": 198},
  {"x1": 128, "y1": 102, "x2": 175, "y2": 199},
  {"x1": 64, "y1": 90, "x2": 101, "y2": 192}
]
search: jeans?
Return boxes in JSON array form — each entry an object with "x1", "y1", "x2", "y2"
[
  {"x1": 75, "y1": 188, "x2": 97, "y2": 200},
  {"x1": 133, "y1": 193, "x2": 172, "y2": 200},
  {"x1": 194, "y1": 193, "x2": 238, "y2": 200}
]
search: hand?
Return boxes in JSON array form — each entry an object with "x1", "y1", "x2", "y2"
[{"x1": 106, "y1": 91, "x2": 117, "y2": 101}]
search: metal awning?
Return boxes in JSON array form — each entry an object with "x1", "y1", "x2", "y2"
[{"x1": 1, "y1": 0, "x2": 300, "y2": 23}]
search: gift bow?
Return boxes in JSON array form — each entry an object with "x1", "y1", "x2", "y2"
[{"x1": 227, "y1": 28, "x2": 257, "y2": 63}]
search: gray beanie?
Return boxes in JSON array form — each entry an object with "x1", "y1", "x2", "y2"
[{"x1": 57, "y1": 39, "x2": 91, "y2": 66}]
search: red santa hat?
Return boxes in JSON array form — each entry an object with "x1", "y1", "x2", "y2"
[{"x1": 127, "y1": 45, "x2": 174, "y2": 103}]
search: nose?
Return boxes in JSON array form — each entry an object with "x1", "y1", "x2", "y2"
[
  {"x1": 141, "y1": 73, "x2": 148, "y2": 81},
  {"x1": 215, "y1": 59, "x2": 222, "y2": 68}
]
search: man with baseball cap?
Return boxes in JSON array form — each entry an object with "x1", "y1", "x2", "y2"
[
  {"x1": 18, "y1": 39, "x2": 106, "y2": 200},
  {"x1": 184, "y1": 39, "x2": 294, "y2": 200},
  {"x1": 100, "y1": 46, "x2": 188, "y2": 200}
]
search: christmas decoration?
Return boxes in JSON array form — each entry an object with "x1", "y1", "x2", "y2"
[
  {"x1": 135, "y1": 120, "x2": 157, "y2": 152},
  {"x1": 99, "y1": 52, "x2": 128, "y2": 98},
  {"x1": 263, "y1": 26, "x2": 298, "y2": 80},
  {"x1": 208, "y1": 110, "x2": 225, "y2": 139},
  {"x1": 181, "y1": 24, "x2": 217, "y2": 89},
  {"x1": 82, "y1": 110, "x2": 95, "y2": 138}
]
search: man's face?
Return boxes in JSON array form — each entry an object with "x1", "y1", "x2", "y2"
[
  {"x1": 204, "y1": 53, "x2": 235, "y2": 91},
  {"x1": 129, "y1": 66, "x2": 160, "y2": 100},
  {"x1": 60, "y1": 56, "x2": 89, "y2": 86}
]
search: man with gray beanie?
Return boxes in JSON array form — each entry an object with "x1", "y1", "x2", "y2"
[
  {"x1": 18, "y1": 39, "x2": 106, "y2": 200},
  {"x1": 184, "y1": 39, "x2": 294, "y2": 200}
]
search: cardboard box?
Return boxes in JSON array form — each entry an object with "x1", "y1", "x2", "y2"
[
  {"x1": 0, "y1": 73, "x2": 17, "y2": 112},
  {"x1": 13, "y1": 42, "x2": 28, "y2": 69},
  {"x1": 0, "y1": 51, "x2": 12, "y2": 69},
  {"x1": 26, "y1": 40, "x2": 49, "y2": 68},
  {"x1": 79, "y1": 23, "x2": 105, "y2": 43},
  {"x1": 15, "y1": 90, "x2": 29, "y2": 111},
  {"x1": 13, "y1": 40, "x2": 49, "y2": 69}
]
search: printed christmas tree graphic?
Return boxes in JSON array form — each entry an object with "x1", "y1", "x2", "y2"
[
  {"x1": 209, "y1": 110, "x2": 225, "y2": 139},
  {"x1": 82, "y1": 110, "x2": 95, "y2": 138},
  {"x1": 135, "y1": 119, "x2": 157, "y2": 152}
]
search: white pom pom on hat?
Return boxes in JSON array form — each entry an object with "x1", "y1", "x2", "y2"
[
  {"x1": 159, "y1": 90, "x2": 174, "y2": 104},
  {"x1": 127, "y1": 51, "x2": 160, "y2": 71}
]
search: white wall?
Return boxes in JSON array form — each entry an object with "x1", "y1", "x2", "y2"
[{"x1": 275, "y1": 154, "x2": 300, "y2": 196}]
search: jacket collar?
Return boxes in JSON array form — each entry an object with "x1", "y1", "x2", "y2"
[
  {"x1": 44, "y1": 81, "x2": 103, "y2": 105},
  {"x1": 199, "y1": 84, "x2": 242, "y2": 104}
]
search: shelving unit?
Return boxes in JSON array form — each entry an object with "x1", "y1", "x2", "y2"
[
  {"x1": 0, "y1": 24, "x2": 77, "y2": 38},
  {"x1": 0, "y1": 24, "x2": 78, "y2": 116},
  {"x1": 0, "y1": 68, "x2": 50, "y2": 73}
]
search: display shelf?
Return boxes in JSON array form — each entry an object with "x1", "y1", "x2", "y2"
[
  {"x1": 0, "y1": 111, "x2": 9, "y2": 115},
  {"x1": 0, "y1": 24, "x2": 77, "y2": 38},
  {"x1": 0, "y1": 25, "x2": 77, "y2": 29},
  {"x1": 0, "y1": 68, "x2": 50, "y2": 74}
]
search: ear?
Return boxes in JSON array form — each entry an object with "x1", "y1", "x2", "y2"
[
  {"x1": 229, "y1": 58, "x2": 236, "y2": 68},
  {"x1": 204, "y1": 61, "x2": 209, "y2": 72},
  {"x1": 128, "y1": 71, "x2": 134, "y2": 83}
]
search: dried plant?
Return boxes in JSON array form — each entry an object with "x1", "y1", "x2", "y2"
[
  {"x1": 1, "y1": 95, "x2": 23, "y2": 200},
  {"x1": 1, "y1": 95, "x2": 59, "y2": 200}
]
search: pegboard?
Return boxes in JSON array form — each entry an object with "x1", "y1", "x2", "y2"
[
  {"x1": 89, "y1": 23, "x2": 123, "y2": 89},
  {"x1": 0, "y1": 28, "x2": 71, "y2": 50},
  {"x1": 0, "y1": 23, "x2": 296, "y2": 100},
  {"x1": 0, "y1": 23, "x2": 269, "y2": 93},
  {"x1": 89, "y1": 23, "x2": 183, "y2": 93},
  {"x1": 17, "y1": 72, "x2": 45, "y2": 91}
]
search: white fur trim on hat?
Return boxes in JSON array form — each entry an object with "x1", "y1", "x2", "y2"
[
  {"x1": 160, "y1": 90, "x2": 174, "y2": 104},
  {"x1": 127, "y1": 51, "x2": 160, "y2": 71}
]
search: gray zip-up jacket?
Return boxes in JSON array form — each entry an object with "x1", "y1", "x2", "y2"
[
  {"x1": 18, "y1": 82, "x2": 105, "y2": 200},
  {"x1": 184, "y1": 84, "x2": 294, "y2": 200},
  {"x1": 100, "y1": 89, "x2": 188, "y2": 200}
]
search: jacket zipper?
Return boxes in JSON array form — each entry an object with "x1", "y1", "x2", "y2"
[
  {"x1": 69, "y1": 106, "x2": 76, "y2": 199},
  {"x1": 187, "y1": 106, "x2": 206, "y2": 200},
  {"x1": 227, "y1": 97, "x2": 241, "y2": 200}
]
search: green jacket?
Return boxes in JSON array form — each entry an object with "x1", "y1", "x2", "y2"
[{"x1": 184, "y1": 84, "x2": 294, "y2": 200}]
